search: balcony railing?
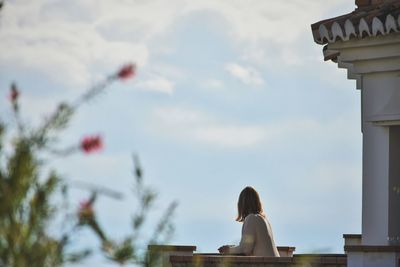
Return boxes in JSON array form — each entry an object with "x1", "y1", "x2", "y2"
[{"x1": 148, "y1": 245, "x2": 347, "y2": 267}]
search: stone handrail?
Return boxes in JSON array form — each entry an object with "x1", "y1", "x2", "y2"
[
  {"x1": 170, "y1": 254, "x2": 347, "y2": 267},
  {"x1": 147, "y1": 245, "x2": 347, "y2": 267}
]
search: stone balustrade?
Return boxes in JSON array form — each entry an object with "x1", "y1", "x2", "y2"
[
  {"x1": 148, "y1": 245, "x2": 347, "y2": 267},
  {"x1": 170, "y1": 254, "x2": 347, "y2": 267}
]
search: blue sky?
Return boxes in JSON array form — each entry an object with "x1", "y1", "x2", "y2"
[{"x1": 1, "y1": 0, "x2": 362, "y2": 266}]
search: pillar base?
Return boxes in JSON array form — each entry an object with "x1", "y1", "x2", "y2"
[{"x1": 344, "y1": 234, "x2": 400, "y2": 267}]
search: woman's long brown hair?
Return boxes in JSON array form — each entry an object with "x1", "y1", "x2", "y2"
[{"x1": 236, "y1": 186, "x2": 265, "y2": 222}]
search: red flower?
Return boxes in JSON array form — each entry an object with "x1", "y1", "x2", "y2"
[
  {"x1": 78, "y1": 199, "x2": 94, "y2": 222},
  {"x1": 117, "y1": 64, "x2": 136, "y2": 80},
  {"x1": 10, "y1": 83, "x2": 19, "y2": 103},
  {"x1": 80, "y1": 135, "x2": 103, "y2": 153},
  {"x1": 79, "y1": 199, "x2": 93, "y2": 213}
]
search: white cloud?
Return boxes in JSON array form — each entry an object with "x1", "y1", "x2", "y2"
[
  {"x1": 194, "y1": 126, "x2": 266, "y2": 148},
  {"x1": 201, "y1": 79, "x2": 224, "y2": 90},
  {"x1": 151, "y1": 106, "x2": 267, "y2": 148},
  {"x1": 0, "y1": 0, "x2": 150, "y2": 88},
  {"x1": 136, "y1": 76, "x2": 175, "y2": 95},
  {"x1": 148, "y1": 106, "x2": 359, "y2": 149},
  {"x1": 184, "y1": 0, "x2": 352, "y2": 67},
  {"x1": 152, "y1": 106, "x2": 210, "y2": 125},
  {"x1": 225, "y1": 63, "x2": 264, "y2": 86},
  {"x1": 0, "y1": 0, "x2": 354, "y2": 90}
]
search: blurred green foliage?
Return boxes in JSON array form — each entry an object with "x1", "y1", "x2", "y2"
[{"x1": 0, "y1": 72, "x2": 176, "y2": 266}]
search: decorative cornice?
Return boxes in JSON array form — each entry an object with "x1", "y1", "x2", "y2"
[{"x1": 311, "y1": 1, "x2": 400, "y2": 45}]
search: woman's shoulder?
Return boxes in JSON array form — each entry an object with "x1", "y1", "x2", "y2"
[{"x1": 244, "y1": 213, "x2": 265, "y2": 223}]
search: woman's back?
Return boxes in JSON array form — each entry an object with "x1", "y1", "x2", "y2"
[
  {"x1": 219, "y1": 186, "x2": 280, "y2": 257},
  {"x1": 229, "y1": 214, "x2": 279, "y2": 257},
  {"x1": 246, "y1": 214, "x2": 279, "y2": 256}
]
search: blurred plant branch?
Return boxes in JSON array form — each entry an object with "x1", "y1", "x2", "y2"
[{"x1": 0, "y1": 63, "x2": 177, "y2": 267}]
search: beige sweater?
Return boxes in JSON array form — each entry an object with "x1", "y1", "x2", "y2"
[{"x1": 228, "y1": 214, "x2": 280, "y2": 257}]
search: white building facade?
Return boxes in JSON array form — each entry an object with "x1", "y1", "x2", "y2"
[{"x1": 312, "y1": 0, "x2": 400, "y2": 266}]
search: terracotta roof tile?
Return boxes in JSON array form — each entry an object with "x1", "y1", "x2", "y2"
[{"x1": 311, "y1": 0, "x2": 400, "y2": 45}]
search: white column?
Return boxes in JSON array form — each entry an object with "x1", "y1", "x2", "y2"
[
  {"x1": 361, "y1": 73, "x2": 400, "y2": 245},
  {"x1": 328, "y1": 33, "x2": 400, "y2": 246}
]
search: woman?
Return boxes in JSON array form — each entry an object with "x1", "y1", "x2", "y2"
[{"x1": 218, "y1": 186, "x2": 280, "y2": 257}]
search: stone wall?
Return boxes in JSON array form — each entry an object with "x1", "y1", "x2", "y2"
[{"x1": 170, "y1": 254, "x2": 347, "y2": 267}]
